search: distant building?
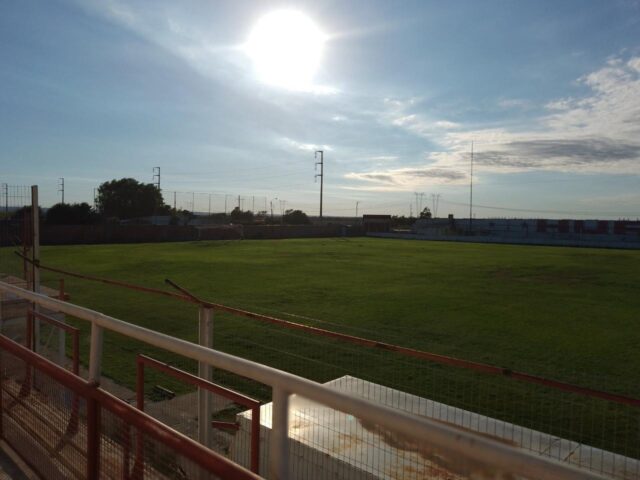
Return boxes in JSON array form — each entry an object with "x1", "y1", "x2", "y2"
[{"x1": 362, "y1": 214, "x2": 391, "y2": 233}]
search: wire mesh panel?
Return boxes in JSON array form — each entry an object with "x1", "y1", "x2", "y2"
[
  {"x1": 0, "y1": 334, "x2": 261, "y2": 480},
  {"x1": 0, "y1": 346, "x2": 88, "y2": 479},
  {"x1": 213, "y1": 312, "x2": 640, "y2": 480},
  {"x1": 136, "y1": 354, "x2": 262, "y2": 475},
  {"x1": 0, "y1": 185, "x2": 34, "y2": 281}
]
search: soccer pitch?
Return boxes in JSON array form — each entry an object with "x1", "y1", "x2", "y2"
[
  {"x1": 3, "y1": 237, "x2": 639, "y2": 455},
  {"x1": 13, "y1": 237, "x2": 635, "y2": 393}
]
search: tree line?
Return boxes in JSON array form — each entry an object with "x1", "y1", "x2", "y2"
[{"x1": 11, "y1": 178, "x2": 311, "y2": 225}]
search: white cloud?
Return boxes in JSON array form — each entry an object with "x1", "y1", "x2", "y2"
[
  {"x1": 384, "y1": 97, "x2": 463, "y2": 136},
  {"x1": 282, "y1": 137, "x2": 333, "y2": 152},
  {"x1": 344, "y1": 166, "x2": 466, "y2": 191},
  {"x1": 498, "y1": 98, "x2": 532, "y2": 110},
  {"x1": 395, "y1": 54, "x2": 640, "y2": 176}
]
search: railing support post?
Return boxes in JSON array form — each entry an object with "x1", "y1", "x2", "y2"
[
  {"x1": 198, "y1": 306, "x2": 213, "y2": 448},
  {"x1": 88, "y1": 324, "x2": 103, "y2": 385},
  {"x1": 270, "y1": 387, "x2": 290, "y2": 480}
]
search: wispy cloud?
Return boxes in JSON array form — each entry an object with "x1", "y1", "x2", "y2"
[
  {"x1": 345, "y1": 166, "x2": 466, "y2": 191},
  {"x1": 390, "y1": 54, "x2": 640, "y2": 176},
  {"x1": 282, "y1": 137, "x2": 333, "y2": 152}
]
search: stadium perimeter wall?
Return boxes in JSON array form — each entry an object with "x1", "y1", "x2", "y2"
[{"x1": 38, "y1": 224, "x2": 357, "y2": 245}]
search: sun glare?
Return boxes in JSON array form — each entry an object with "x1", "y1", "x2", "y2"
[{"x1": 245, "y1": 10, "x2": 325, "y2": 91}]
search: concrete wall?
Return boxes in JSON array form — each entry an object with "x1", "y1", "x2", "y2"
[
  {"x1": 411, "y1": 218, "x2": 640, "y2": 248},
  {"x1": 38, "y1": 224, "x2": 361, "y2": 245}
]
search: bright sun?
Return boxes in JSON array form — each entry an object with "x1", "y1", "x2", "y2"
[{"x1": 245, "y1": 10, "x2": 325, "y2": 90}]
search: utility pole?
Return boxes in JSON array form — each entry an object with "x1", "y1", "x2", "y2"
[
  {"x1": 153, "y1": 167, "x2": 161, "y2": 190},
  {"x1": 93, "y1": 188, "x2": 97, "y2": 210},
  {"x1": 192, "y1": 192, "x2": 195, "y2": 213},
  {"x1": 355, "y1": 201, "x2": 360, "y2": 218},
  {"x1": 469, "y1": 141, "x2": 474, "y2": 233},
  {"x1": 58, "y1": 178, "x2": 65, "y2": 204},
  {"x1": 2, "y1": 183, "x2": 8, "y2": 218},
  {"x1": 410, "y1": 204, "x2": 413, "y2": 218},
  {"x1": 315, "y1": 150, "x2": 324, "y2": 220},
  {"x1": 173, "y1": 191, "x2": 177, "y2": 211},
  {"x1": 237, "y1": 195, "x2": 241, "y2": 211},
  {"x1": 252, "y1": 196, "x2": 255, "y2": 213}
]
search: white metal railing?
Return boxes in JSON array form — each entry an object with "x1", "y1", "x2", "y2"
[{"x1": 0, "y1": 280, "x2": 605, "y2": 480}]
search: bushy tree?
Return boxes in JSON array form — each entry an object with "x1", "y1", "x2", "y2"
[
  {"x1": 229, "y1": 207, "x2": 254, "y2": 223},
  {"x1": 46, "y1": 202, "x2": 100, "y2": 225},
  {"x1": 10, "y1": 206, "x2": 44, "y2": 221},
  {"x1": 419, "y1": 207, "x2": 432, "y2": 219},
  {"x1": 96, "y1": 178, "x2": 169, "y2": 220},
  {"x1": 282, "y1": 209, "x2": 310, "y2": 225}
]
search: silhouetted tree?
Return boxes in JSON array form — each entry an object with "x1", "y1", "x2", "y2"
[
  {"x1": 46, "y1": 202, "x2": 100, "y2": 225},
  {"x1": 230, "y1": 207, "x2": 254, "y2": 223},
  {"x1": 96, "y1": 178, "x2": 169, "y2": 220},
  {"x1": 419, "y1": 207, "x2": 432, "y2": 219},
  {"x1": 10, "y1": 206, "x2": 44, "y2": 221},
  {"x1": 282, "y1": 209, "x2": 310, "y2": 225}
]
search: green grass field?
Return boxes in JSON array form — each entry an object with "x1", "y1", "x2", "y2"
[{"x1": 2, "y1": 238, "x2": 639, "y2": 454}]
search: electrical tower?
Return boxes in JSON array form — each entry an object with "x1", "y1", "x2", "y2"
[
  {"x1": 153, "y1": 167, "x2": 161, "y2": 190},
  {"x1": 431, "y1": 194, "x2": 441, "y2": 218},
  {"x1": 315, "y1": 150, "x2": 324, "y2": 219},
  {"x1": 58, "y1": 178, "x2": 65, "y2": 204},
  {"x1": 414, "y1": 192, "x2": 425, "y2": 216}
]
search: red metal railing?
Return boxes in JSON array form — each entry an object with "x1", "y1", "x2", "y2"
[
  {"x1": 0, "y1": 334, "x2": 261, "y2": 480},
  {"x1": 136, "y1": 354, "x2": 261, "y2": 474}
]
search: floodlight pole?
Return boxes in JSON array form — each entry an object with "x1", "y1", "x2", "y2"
[{"x1": 315, "y1": 150, "x2": 324, "y2": 220}]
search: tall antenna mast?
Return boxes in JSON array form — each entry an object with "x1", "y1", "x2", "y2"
[
  {"x1": 315, "y1": 150, "x2": 324, "y2": 219},
  {"x1": 469, "y1": 141, "x2": 474, "y2": 232}
]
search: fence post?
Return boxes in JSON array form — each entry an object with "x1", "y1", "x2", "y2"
[
  {"x1": 198, "y1": 306, "x2": 213, "y2": 448},
  {"x1": 30, "y1": 186, "x2": 40, "y2": 354},
  {"x1": 270, "y1": 387, "x2": 290, "y2": 480},
  {"x1": 57, "y1": 278, "x2": 66, "y2": 368},
  {"x1": 88, "y1": 323, "x2": 103, "y2": 385}
]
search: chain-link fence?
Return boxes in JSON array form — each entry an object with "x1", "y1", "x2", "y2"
[{"x1": 0, "y1": 334, "x2": 259, "y2": 479}]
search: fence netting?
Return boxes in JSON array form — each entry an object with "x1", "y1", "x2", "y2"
[
  {"x1": 209, "y1": 310, "x2": 639, "y2": 480},
  {"x1": 0, "y1": 334, "x2": 259, "y2": 479},
  {"x1": 1, "y1": 346, "x2": 88, "y2": 479}
]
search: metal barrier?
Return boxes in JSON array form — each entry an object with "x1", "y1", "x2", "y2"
[
  {"x1": 0, "y1": 333, "x2": 261, "y2": 479},
  {"x1": 136, "y1": 354, "x2": 261, "y2": 474},
  {"x1": 0, "y1": 280, "x2": 605, "y2": 480}
]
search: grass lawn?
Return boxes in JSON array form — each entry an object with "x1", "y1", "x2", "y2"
[{"x1": 1, "y1": 238, "x2": 638, "y2": 454}]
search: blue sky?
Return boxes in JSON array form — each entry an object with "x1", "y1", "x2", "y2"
[{"x1": 1, "y1": 0, "x2": 640, "y2": 218}]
